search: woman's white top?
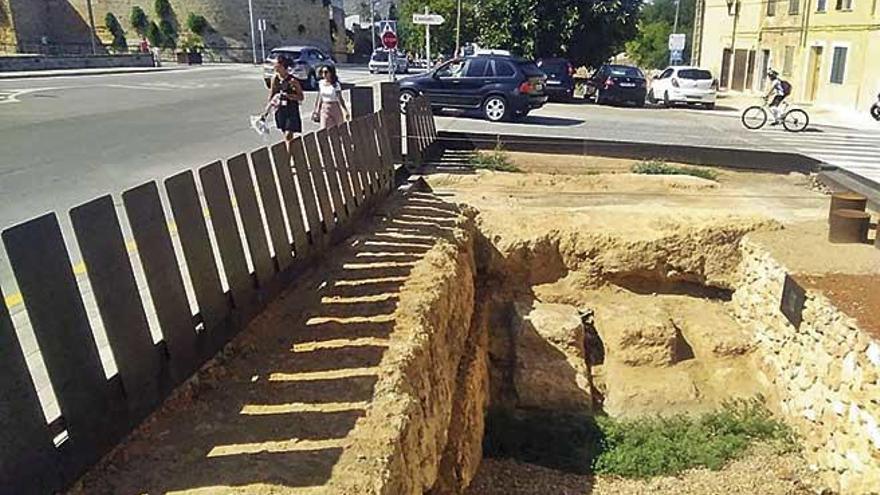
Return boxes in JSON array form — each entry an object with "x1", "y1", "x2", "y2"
[{"x1": 319, "y1": 80, "x2": 342, "y2": 103}]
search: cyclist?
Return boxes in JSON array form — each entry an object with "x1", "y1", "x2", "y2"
[{"x1": 764, "y1": 69, "x2": 792, "y2": 125}]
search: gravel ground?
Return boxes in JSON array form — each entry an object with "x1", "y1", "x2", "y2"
[{"x1": 465, "y1": 443, "x2": 819, "y2": 495}]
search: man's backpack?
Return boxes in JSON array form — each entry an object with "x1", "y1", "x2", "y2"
[{"x1": 780, "y1": 80, "x2": 792, "y2": 96}]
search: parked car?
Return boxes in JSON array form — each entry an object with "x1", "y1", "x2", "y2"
[
  {"x1": 537, "y1": 58, "x2": 575, "y2": 101},
  {"x1": 368, "y1": 49, "x2": 410, "y2": 74},
  {"x1": 398, "y1": 54, "x2": 548, "y2": 122},
  {"x1": 586, "y1": 64, "x2": 647, "y2": 106},
  {"x1": 262, "y1": 45, "x2": 335, "y2": 90},
  {"x1": 648, "y1": 66, "x2": 718, "y2": 109}
]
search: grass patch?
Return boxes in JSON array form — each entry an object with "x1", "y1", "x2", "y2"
[
  {"x1": 632, "y1": 159, "x2": 718, "y2": 181},
  {"x1": 469, "y1": 142, "x2": 522, "y2": 172},
  {"x1": 484, "y1": 398, "x2": 797, "y2": 478}
]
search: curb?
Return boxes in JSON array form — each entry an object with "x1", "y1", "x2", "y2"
[{"x1": 0, "y1": 65, "x2": 193, "y2": 80}]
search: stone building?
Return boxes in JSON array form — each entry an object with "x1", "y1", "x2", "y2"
[
  {"x1": 693, "y1": 0, "x2": 880, "y2": 114},
  {"x1": 0, "y1": 0, "x2": 332, "y2": 61}
]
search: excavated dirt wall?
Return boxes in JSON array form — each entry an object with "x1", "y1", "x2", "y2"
[{"x1": 325, "y1": 201, "x2": 489, "y2": 495}]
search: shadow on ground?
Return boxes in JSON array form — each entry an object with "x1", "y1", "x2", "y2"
[{"x1": 70, "y1": 192, "x2": 462, "y2": 493}]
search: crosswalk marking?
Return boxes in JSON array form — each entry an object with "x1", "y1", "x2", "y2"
[{"x1": 760, "y1": 126, "x2": 880, "y2": 182}]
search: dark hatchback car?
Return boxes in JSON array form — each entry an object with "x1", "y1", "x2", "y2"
[
  {"x1": 537, "y1": 58, "x2": 575, "y2": 101},
  {"x1": 586, "y1": 64, "x2": 647, "y2": 106},
  {"x1": 398, "y1": 55, "x2": 548, "y2": 122}
]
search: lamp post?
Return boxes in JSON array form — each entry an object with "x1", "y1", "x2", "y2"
[
  {"x1": 455, "y1": 0, "x2": 462, "y2": 57},
  {"x1": 370, "y1": 0, "x2": 376, "y2": 53},
  {"x1": 248, "y1": 0, "x2": 257, "y2": 64},
  {"x1": 85, "y1": 0, "x2": 98, "y2": 54}
]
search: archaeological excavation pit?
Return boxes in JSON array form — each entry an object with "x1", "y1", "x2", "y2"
[{"x1": 68, "y1": 153, "x2": 880, "y2": 495}]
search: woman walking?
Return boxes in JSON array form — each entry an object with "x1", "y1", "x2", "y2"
[
  {"x1": 269, "y1": 55, "x2": 304, "y2": 144},
  {"x1": 313, "y1": 65, "x2": 350, "y2": 129}
]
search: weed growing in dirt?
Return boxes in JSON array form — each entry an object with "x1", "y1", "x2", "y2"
[
  {"x1": 632, "y1": 160, "x2": 718, "y2": 181},
  {"x1": 469, "y1": 141, "x2": 522, "y2": 173},
  {"x1": 484, "y1": 398, "x2": 796, "y2": 478}
]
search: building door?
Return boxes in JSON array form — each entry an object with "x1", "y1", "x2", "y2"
[
  {"x1": 759, "y1": 49, "x2": 770, "y2": 91},
  {"x1": 731, "y1": 49, "x2": 748, "y2": 91},
  {"x1": 720, "y1": 48, "x2": 732, "y2": 88},
  {"x1": 745, "y1": 50, "x2": 756, "y2": 90},
  {"x1": 806, "y1": 46, "x2": 823, "y2": 102}
]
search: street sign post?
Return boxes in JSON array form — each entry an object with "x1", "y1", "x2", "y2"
[
  {"x1": 413, "y1": 10, "x2": 445, "y2": 66},
  {"x1": 381, "y1": 25, "x2": 398, "y2": 81}
]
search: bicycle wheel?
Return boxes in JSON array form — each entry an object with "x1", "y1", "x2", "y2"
[
  {"x1": 782, "y1": 109, "x2": 810, "y2": 132},
  {"x1": 741, "y1": 106, "x2": 768, "y2": 130}
]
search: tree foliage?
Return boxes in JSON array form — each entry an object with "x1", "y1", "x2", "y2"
[
  {"x1": 399, "y1": 0, "x2": 477, "y2": 57},
  {"x1": 146, "y1": 20, "x2": 163, "y2": 47},
  {"x1": 186, "y1": 13, "x2": 210, "y2": 37},
  {"x1": 130, "y1": 6, "x2": 149, "y2": 36},
  {"x1": 473, "y1": 0, "x2": 642, "y2": 69},
  {"x1": 154, "y1": 0, "x2": 173, "y2": 20},
  {"x1": 625, "y1": 0, "x2": 695, "y2": 69},
  {"x1": 105, "y1": 12, "x2": 127, "y2": 52}
]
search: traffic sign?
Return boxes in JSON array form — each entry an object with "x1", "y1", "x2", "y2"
[
  {"x1": 668, "y1": 33, "x2": 686, "y2": 51},
  {"x1": 412, "y1": 13, "x2": 445, "y2": 25},
  {"x1": 382, "y1": 30, "x2": 398, "y2": 50}
]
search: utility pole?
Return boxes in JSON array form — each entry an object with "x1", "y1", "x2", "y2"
[
  {"x1": 673, "y1": 0, "x2": 681, "y2": 36},
  {"x1": 248, "y1": 0, "x2": 257, "y2": 63},
  {"x1": 455, "y1": 0, "x2": 462, "y2": 57},
  {"x1": 370, "y1": 0, "x2": 376, "y2": 53},
  {"x1": 425, "y1": 6, "x2": 431, "y2": 63},
  {"x1": 85, "y1": 0, "x2": 98, "y2": 54}
]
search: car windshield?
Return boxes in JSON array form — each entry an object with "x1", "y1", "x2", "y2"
[
  {"x1": 270, "y1": 50, "x2": 300, "y2": 61},
  {"x1": 678, "y1": 69, "x2": 713, "y2": 80},
  {"x1": 371, "y1": 52, "x2": 389, "y2": 62},
  {"x1": 538, "y1": 60, "x2": 569, "y2": 76},
  {"x1": 609, "y1": 66, "x2": 643, "y2": 78},
  {"x1": 518, "y1": 61, "x2": 544, "y2": 78}
]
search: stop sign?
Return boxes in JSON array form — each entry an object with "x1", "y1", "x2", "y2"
[{"x1": 382, "y1": 30, "x2": 398, "y2": 50}]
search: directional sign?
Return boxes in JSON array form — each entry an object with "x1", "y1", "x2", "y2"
[
  {"x1": 412, "y1": 13, "x2": 445, "y2": 25},
  {"x1": 382, "y1": 30, "x2": 398, "y2": 50},
  {"x1": 668, "y1": 33, "x2": 686, "y2": 52}
]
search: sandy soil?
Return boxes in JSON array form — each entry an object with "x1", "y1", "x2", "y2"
[
  {"x1": 466, "y1": 443, "x2": 817, "y2": 495},
  {"x1": 798, "y1": 273, "x2": 880, "y2": 337}
]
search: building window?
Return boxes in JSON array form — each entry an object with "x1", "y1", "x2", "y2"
[
  {"x1": 767, "y1": 0, "x2": 777, "y2": 16},
  {"x1": 835, "y1": 0, "x2": 853, "y2": 10},
  {"x1": 817, "y1": 0, "x2": 827, "y2": 11},
  {"x1": 789, "y1": 0, "x2": 800, "y2": 13},
  {"x1": 830, "y1": 46, "x2": 847, "y2": 84},
  {"x1": 782, "y1": 46, "x2": 795, "y2": 76}
]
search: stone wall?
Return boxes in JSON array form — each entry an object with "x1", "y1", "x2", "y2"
[
  {"x1": 0, "y1": 53, "x2": 153, "y2": 71},
  {"x1": 3, "y1": 0, "x2": 331, "y2": 59},
  {"x1": 732, "y1": 239, "x2": 880, "y2": 494}
]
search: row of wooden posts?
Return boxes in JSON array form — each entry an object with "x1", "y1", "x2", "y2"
[
  {"x1": 827, "y1": 191, "x2": 880, "y2": 247},
  {"x1": 0, "y1": 84, "x2": 439, "y2": 492}
]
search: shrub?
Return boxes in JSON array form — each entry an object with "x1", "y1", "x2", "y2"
[
  {"x1": 186, "y1": 13, "x2": 209, "y2": 36},
  {"x1": 631, "y1": 159, "x2": 718, "y2": 181},
  {"x1": 104, "y1": 12, "x2": 127, "y2": 52},
  {"x1": 130, "y1": 6, "x2": 149, "y2": 36},
  {"x1": 469, "y1": 141, "x2": 521, "y2": 172},
  {"x1": 484, "y1": 398, "x2": 797, "y2": 479}
]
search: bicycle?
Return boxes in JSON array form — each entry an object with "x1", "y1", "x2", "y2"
[{"x1": 741, "y1": 98, "x2": 810, "y2": 132}]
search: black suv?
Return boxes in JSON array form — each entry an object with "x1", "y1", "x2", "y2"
[
  {"x1": 398, "y1": 55, "x2": 548, "y2": 122},
  {"x1": 537, "y1": 58, "x2": 575, "y2": 101}
]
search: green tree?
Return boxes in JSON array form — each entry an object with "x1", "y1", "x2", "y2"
[
  {"x1": 625, "y1": 0, "x2": 694, "y2": 69},
  {"x1": 186, "y1": 13, "x2": 210, "y2": 37},
  {"x1": 388, "y1": 2, "x2": 398, "y2": 20},
  {"x1": 146, "y1": 20, "x2": 163, "y2": 47},
  {"x1": 154, "y1": 0, "x2": 173, "y2": 20},
  {"x1": 130, "y1": 6, "x2": 149, "y2": 36},
  {"x1": 474, "y1": 0, "x2": 642, "y2": 69},
  {"x1": 159, "y1": 18, "x2": 177, "y2": 48},
  {"x1": 399, "y1": 0, "x2": 477, "y2": 57},
  {"x1": 105, "y1": 12, "x2": 128, "y2": 52}
]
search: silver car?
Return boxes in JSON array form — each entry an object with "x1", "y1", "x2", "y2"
[{"x1": 262, "y1": 45, "x2": 335, "y2": 90}]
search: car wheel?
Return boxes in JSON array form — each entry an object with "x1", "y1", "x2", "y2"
[
  {"x1": 307, "y1": 71, "x2": 318, "y2": 90},
  {"x1": 595, "y1": 89, "x2": 606, "y2": 105},
  {"x1": 647, "y1": 89, "x2": 656, "y2": 104},
  {"x1": 634, "y1": 99, "x2": 645, "y2": 108},
  {"x1": 703, "y1": 103, "x2": 716, "y2": 110},
  {"x1": 663, "y1": 91, "x2": 672, "y2": 108},
  {"x1": 399, "y1": 90, "x2": 417, "y2": 114},
  {"x1": 483, "y1": 96, "x2": 508, "y2": 122}
]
